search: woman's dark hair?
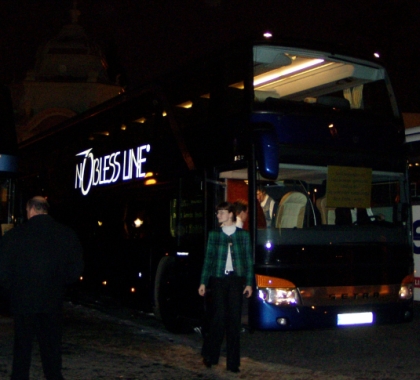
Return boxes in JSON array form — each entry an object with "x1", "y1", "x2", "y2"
[{"x1": 216, "y1": 201, "x2": 236, "y2": 222}]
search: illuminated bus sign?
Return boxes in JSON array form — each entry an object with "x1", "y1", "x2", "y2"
[{"x1": 75, "y1": 144, "x2": 151, "y2": 195}]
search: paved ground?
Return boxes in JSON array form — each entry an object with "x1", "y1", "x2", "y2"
[
  {"x1": 0, "y1": 302, "x2": 419, "y2": 379},
  {"x1": 0, "y1": 302, "x2": 352, "y2": 380}
]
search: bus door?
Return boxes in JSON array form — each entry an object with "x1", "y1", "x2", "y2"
[{"x1": 154, "y1": 173, "x2": 206, "y2": 332}]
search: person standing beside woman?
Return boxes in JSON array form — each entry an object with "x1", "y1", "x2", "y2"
[
  {"x1": 233, "y1": 199, "x2": 248, "y2": 229},
  {"x1": 256, "y1": 186, "x2": 276, "y2": 227},
  {"x1": 198, "y1": 201, "x2": 254, "y2": 373}
]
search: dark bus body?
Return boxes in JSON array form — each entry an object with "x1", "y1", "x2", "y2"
[
  {"x1": 0, "y1": 84, "x2": 18, "y2": 312},
  {"x1": 0, "y1": 84, "x2": 18, "y2": 235},
  {"x1": 18, "y1": 38, "x2": 413, "y2": 331}
]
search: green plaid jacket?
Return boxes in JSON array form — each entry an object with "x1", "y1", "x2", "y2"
[{"x1": 200, "y1": 227, "x2": 254, "y2": 286}]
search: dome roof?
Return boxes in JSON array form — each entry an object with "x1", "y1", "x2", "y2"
[{"x1": 29, "y1": 6, "x2": 110, "y2": 83}]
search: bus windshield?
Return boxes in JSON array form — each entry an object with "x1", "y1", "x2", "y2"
[{"x1": 221, "y1": 165, "x2": 407, "y2": 248}]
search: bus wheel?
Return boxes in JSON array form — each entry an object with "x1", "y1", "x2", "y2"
[{"x1": 154, "y1": 256, "x2": 191, "y2": 333}]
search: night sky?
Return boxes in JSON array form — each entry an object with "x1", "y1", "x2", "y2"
[{"x1": 1, "y1": 0, "x2": 419, "y2": 112}]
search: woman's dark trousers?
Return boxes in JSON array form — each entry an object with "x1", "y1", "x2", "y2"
[{"x1": 202, "y1": 275, "x2": 243, "y2": 370}]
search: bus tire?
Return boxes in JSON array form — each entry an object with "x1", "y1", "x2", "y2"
[{"x1": 154, "y1": 256, "x2": 191, "y2": 333}]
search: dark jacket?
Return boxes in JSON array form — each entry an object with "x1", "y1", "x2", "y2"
[
  {"x1": 0, "y1": 214, "x2": 84, "y2": 314},
  {"x1": 200, "y1": 227, "x2": 254, "y2": 287}
]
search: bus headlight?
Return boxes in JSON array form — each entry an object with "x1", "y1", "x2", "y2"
[
  {"x1": 399, "y1": 274, "x2": 414, "y2": 300},
  {"x1": 255, "y1": 274, "x2": 301, "y2": 305},
  {"x1": 399, "y1": 284, "x2": 413, "y2": 299},
  {"x1": 258, "y1": 288, "x2": 300, "y2": 305}
]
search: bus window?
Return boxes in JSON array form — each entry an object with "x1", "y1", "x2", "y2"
[
  {"x1": 170, "y1": 177, "x2": 204, "y2": 244},
  {"x1": 0, "y1": 179, "x2": 15, "y2": 234}
]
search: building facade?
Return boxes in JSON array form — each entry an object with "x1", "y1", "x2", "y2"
[{"x1": 10, "y1": 5, "x2": 123, "y2": 143}]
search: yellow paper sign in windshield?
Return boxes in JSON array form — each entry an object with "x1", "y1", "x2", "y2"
[{"x1": 326, "y1": 166, "x2": 372, "y2": 208}]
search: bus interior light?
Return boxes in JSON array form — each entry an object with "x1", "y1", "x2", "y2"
[
  {"x1": 145, "y1": 179, "x2": 157, "y2": 185},
  {"x1": 177, "y1": 101, "x2": 193, "y2": 109},
  {"x1": 133, "y1": 218, "x2": 143, "y2": 228},
  {"x1": 253, "y1": 58, "x2": 325, "y2": 87}
]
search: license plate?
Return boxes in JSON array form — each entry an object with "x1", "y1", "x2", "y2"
[{"x1": 337, "y1": 312, "x2": 373, "y2": 326}]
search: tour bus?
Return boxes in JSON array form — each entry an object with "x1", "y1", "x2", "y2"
[
  {"x1": 0, "y1": 85, "x2": 18, "y2": 311},
  {"x1": 405, "y1": 126, "x2": 420, "y2": 301},
  {"x1": 18, "y1": 36, "x2": 413, "y2": 331}
]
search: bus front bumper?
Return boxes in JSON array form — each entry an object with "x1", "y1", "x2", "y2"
[{"x1": 248, "y1": 299, "x2": 413, "y2": 330}]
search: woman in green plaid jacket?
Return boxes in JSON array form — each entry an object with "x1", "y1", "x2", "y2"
[{"x1": 198, "y1": 201, "x2": 254, "y2": 373}]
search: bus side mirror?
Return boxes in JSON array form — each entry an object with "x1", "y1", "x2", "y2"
[{"x1": 253, "y1": 126, "x2": 279, "y2": 180}]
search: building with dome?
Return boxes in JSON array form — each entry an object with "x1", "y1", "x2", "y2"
[{"x1": 11, "y1": 3, "x2": 123, "y2": 143}]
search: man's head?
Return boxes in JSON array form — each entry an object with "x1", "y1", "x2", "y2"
[
  {"x1": 234, "y1": 199, "x2": 248, "y2": 222},
  {"x1": 26, "y1": 196, "x2": 50, "y2": 219},
  {"x1": 256, "y1": 187, "x2": 267, "y2": 203}
]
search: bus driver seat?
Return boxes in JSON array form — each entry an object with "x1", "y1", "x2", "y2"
[
  {"x1": 316, "y1": 197, "x2": 336, "y2": 225},
  {"x1": 275, "y1": 191, "x2": 307, "y2": 228}
]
